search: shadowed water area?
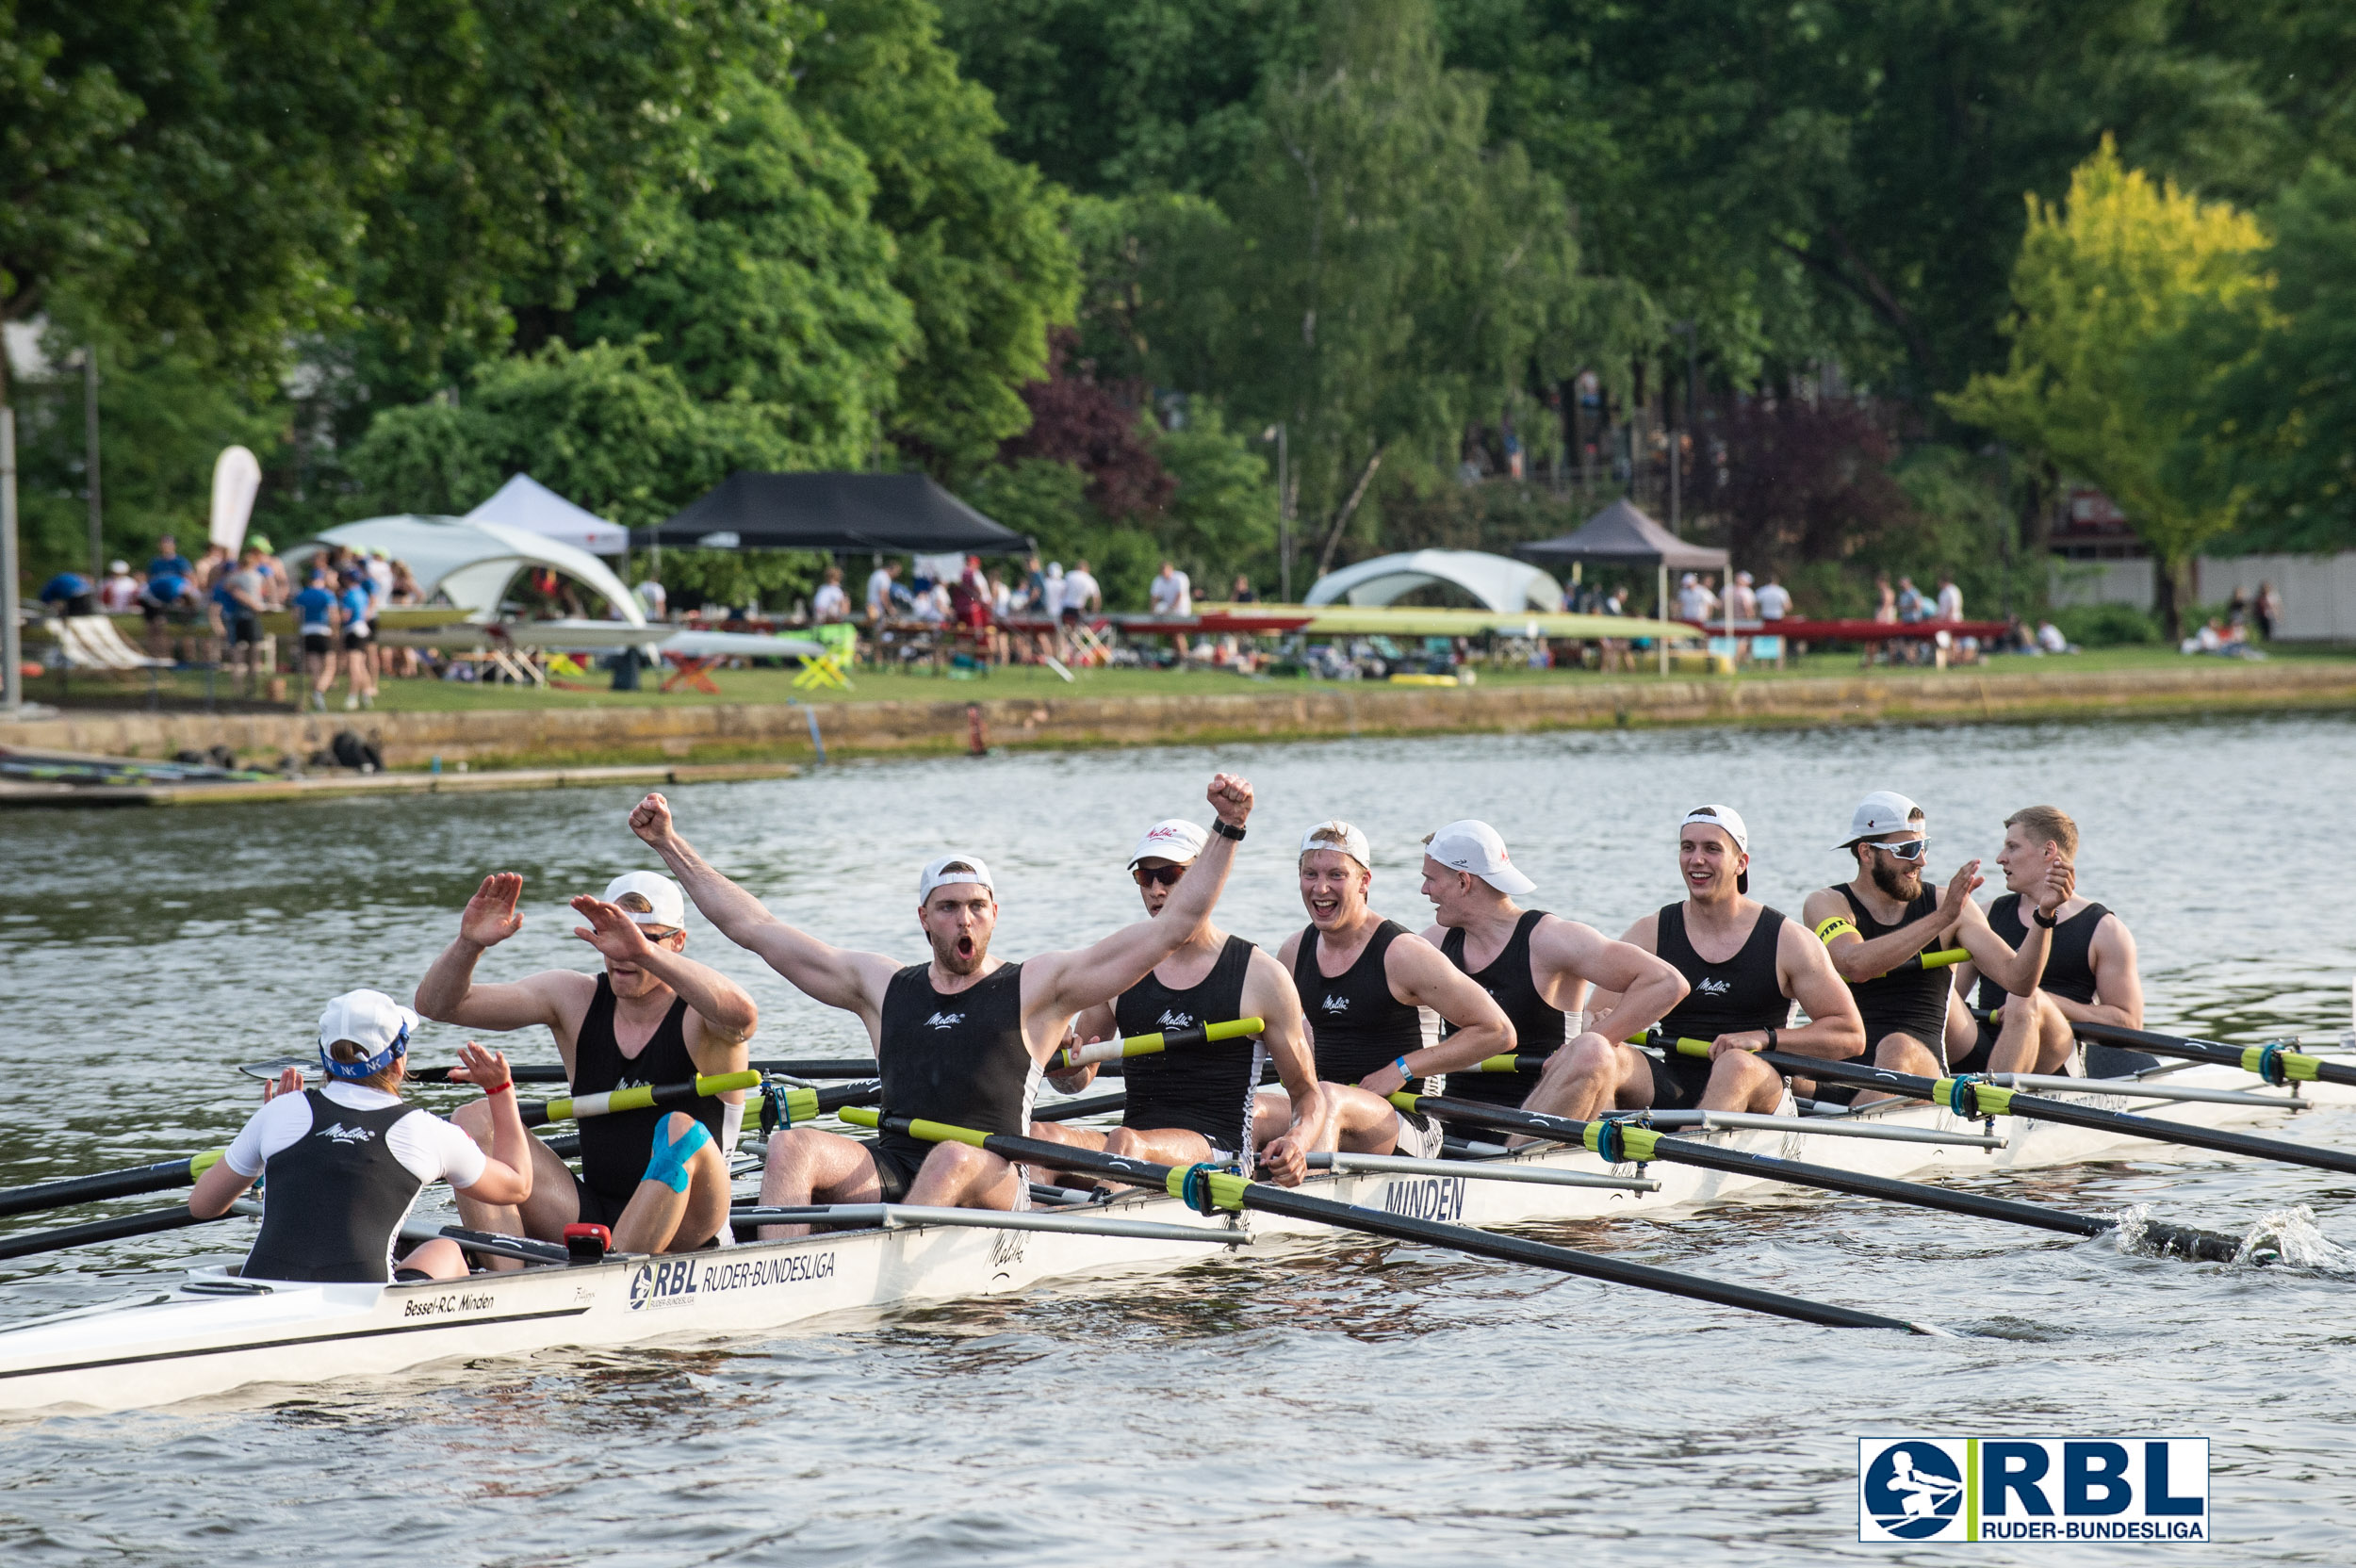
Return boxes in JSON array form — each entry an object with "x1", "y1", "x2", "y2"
[{"x1": 3, "y1": 712, "x2": 2354, "y2": 1564}]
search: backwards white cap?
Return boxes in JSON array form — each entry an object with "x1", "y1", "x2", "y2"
[
  {"x1": 317, "y1": 989, "x2": 418, "y2": 1081},
  {"x1": 1678, "y1": 804, "x2": 1751, "y2": 893},
  {"x1": 1423, "y1": 819, "x2": 1536, "y2": 896},
  {"x1": 1299, "y1": 819, "x2": 1373, "y2": 868},
  {"x1": 1840, "y1": 791, "x2": 1925, "y2": 849},
  {"x1": 917, "y1": 853, "x2": 996, "y2": 902},
  {"x1": 1127, "y1": 819, "x2": 1209, "y2": 869},
  {"x1": 602, "y1": 870, "x2": 686, "y2": 932}
]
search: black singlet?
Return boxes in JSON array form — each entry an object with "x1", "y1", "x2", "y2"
[
  {"x1": 1650, "y1": 903, "x2": 1792, "y2": 1106},
  {"x1": 875, "y1": 962, "x2": 1039, "y2": 1175},
  {"x1": 242, "y1": 1090, "x2": 426, "y2": 1283},
  {"x1": 1836, "y1": 884, "x2": 1953, "y2": 1052},
  {"x1": 1959, "y1": 895, "x2": 2142, "y2": 1073},
  {"x1": 1440, "y1": 910, "x2": 1565, "y2": 1113},
  {"x1": 573, "y1": 974, "x2": 723, "y2": 1212},
  {"x1": 1294, "y1": 920, "x2": 1435, "y2": 1135},
  {"x1": 1117, "y1": 935, "x2": 1261, "y2": 1150}
]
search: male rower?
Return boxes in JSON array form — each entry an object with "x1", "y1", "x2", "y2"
[
  {"x1": 1414, "y1": 819, "x2": 1688, "y2": 1135},
  {"x1": 414, "y1": 870, "x2": 759, "y2": 1260},
  {"x1": 1531, "y1": 806, "x2": 1863, "y2": 1117},
  {"x1": 628, "y1": 775, "x2": 1258, "y2": 1235},
  {"x1": 1948, "y1": 805, "x2": 2141, "y2": 1074},
  {"x1": 189, "y1": 991, "x2": 533, "y2": 1282},
  {"x1": 1280, "y1": 821, "x2": 1513, "y2": 1157},
  {"x1": 1798, "y1": 792, "x2": 2019, "y2": 1104},
  {"x1": 1028, "y1": 818, "x2": 1327, "y2": 1184}
]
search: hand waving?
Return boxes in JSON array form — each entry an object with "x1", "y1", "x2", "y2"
[
  {"x1": 571, "y1": 894, "x2": 657, "y2": 965},
  {"x1": 445, "y1": 1039, "x2": 514, "y2": 1094},
  {"x1": 461, "y1": 873, "x2": 526, "y2": 948}
]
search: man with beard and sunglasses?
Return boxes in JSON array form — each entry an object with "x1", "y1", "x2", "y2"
[
  {"x1": 1025, "y1": 819, "x2": 1327, "y2": 1185},
  {"x1": 626, "y1": 776, "x2": 1256, "y2": 1235}
]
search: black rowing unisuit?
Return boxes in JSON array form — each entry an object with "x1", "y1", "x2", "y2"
[
  {"x1": 1835, "y1": 883, "x2": 1952, "y2": 1052},
  {"x1": 1117, "y1": 934, "x2": 1261, "y2": 1150},
  {"x1": 1978, "y1": 893, "x2": 2109, "y2": 1009},
  {"x1": 1293, "y1": 920, "x2": 1437, "y2": 1138},
  {"x1": 574, "y1": 974, "x2": 722, "y2": 1213},
  {"x1": 876, "y1": 962, "x2": 1038, "y2": 1172},
  {"x1": 1439, "y1": 910, "x2": 1564, "y2": 1113},
  {"x1": 1651, "y1": 903, "x2": 1791, "y2": 1106},
  {"x1": 242, "y1": 1090, "x2": 425, "y2": 1283}
]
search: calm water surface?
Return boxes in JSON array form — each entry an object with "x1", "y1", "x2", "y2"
[{"x1": 3, "y1": 713, "x2": 2354, "y2": 1565}]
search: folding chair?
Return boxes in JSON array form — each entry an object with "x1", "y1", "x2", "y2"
[{"x1": 793, "y1": 622, "x2": 857, "y2": 691}]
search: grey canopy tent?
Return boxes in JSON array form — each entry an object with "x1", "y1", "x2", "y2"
[
  {"x1": 1515, "y1": 499, "x2": 1732, "y2": 673},
  {"x1": 638, "y1": 472, "x2": 1027, "y2": 555}
]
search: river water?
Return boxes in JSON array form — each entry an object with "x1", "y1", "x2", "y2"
[{"x1": 3, "y1": 711, "x2": 2354, "y2": 1564}]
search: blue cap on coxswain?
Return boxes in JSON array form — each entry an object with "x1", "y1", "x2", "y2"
[{"x1": 317, "y1": 988, "x2": 418, "y2": 1081}]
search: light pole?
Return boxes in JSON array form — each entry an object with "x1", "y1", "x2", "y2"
[{"x1": 1263, "y1": 423, "x2": 1291, "y2": 601}]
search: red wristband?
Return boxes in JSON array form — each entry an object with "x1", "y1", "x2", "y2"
[{"x1": 484, "y1": 1080, "x2": 512, "y2": 1097}]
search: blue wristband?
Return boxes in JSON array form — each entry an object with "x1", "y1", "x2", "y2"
[{"x1": 1394, "y1": 1055, "x2": 1413, "y2": 1080}]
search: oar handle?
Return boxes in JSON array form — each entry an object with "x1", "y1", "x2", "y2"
[
  {"x1": 1903, "y1": 947, "x2": 1970, "y2": 973},
  {"x1": 1056, "y1": 1016, "x2": 1264, "y2": 1070},
  {"x1": 0, "y1": 1149, "x2": 225, "y2": 1219},
  {"x1": 524, "y1": 1070, "x2": 762, "y2": 1129}
]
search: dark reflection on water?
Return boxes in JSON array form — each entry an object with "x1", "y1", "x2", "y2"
[{"x1": 2, "y1": 713, "x2": 2354, "y2": 1564}]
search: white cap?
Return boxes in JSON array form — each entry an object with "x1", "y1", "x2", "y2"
[
  {"x1": 918, "y1": 853, "x2": 996, "y2": 902},
  {"x1": 1299, "y1": 819, "x2": 1373, "y2": 867},
  {"x1": 1423, "y1": 819, "x2": 1536, "y2": 896},
  {"x1": 602, "y1": 870, "x2": 687, "y2": 931},
  {"x1": 1678, "y1": 804, "x2": 1751, "y2": 894},
  {"x1": 1127, "y1": 819, "x2": 1208, "y2": 868},
  {"x1": 1840, "y1": 791, "x2": 1925, "y2": 849},
  {"x1": 109, "y1": 559, "x2": 128, "y2": 574},
  {"x1": 317, "y1": 989, "x2": 418, "y2": 1081}
]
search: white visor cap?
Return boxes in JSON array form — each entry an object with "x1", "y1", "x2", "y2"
[
  {"x1": 1299, "y1": 819, "x2": 1373, "y2": 868},
  {"x1": 918, "y1": 853, "x2": 996, "y2": 902},
  {"x1": 603, "y1": 870, "x2": 687, "y2": 931},
  {"x1": 1841, "y1": 790, "x2": 1926, "y2": 849},
  {"x1": 1127, "y1": 819, "x2": 1209, "y2": 869},
  {"x1": 1424, "y1": 819, "x2": 1536, "y2": 896},
  {"x1": 317, "y1": 988, "x2": 419, "y2": 1057},
  {"x1": 1679, "y1": 804, "x2": 1750, "y2": 854}
]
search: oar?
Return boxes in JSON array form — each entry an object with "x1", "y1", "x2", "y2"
[
  {"x1": 1649, "y1": 1033, "x2": 2356, "y2": 1177},
  {"x1": 839, "y1": 1107, "x2": 1944, "y2": 1333},
  {"x1": 0, "y1": 1200, "x2": 239, "y2": 1262},
  {"x1": 520, "y1": 1070, "x2": 762, "y2": 1130},
  {"x1": 0, "y1": 1151, "x2": 227, "y2": 1220},
  {"x1": 1899, "y1": 947, "x2": 1970, "y2": 973},
  {"x1": 1034, "y1": 1091, "x2": 1126, "y2": 1122},
  {"x1": 1390, "y1": 1092, "x2": 2248, "y2": 1263},
  {"x1": 1056, "y1": 1017, "x2": 1264, "y2": 1070},
  {"x1": 2001, "y1": 1013, "x2": 2356, "y2": 1090},
  {"x1": 238, "y1": 1056, "x2": 889, "y2": 1084}
]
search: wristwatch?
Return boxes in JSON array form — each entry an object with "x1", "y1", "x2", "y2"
[
  {"x1": 2032, "y1": 907, "x2": 2059, "y2": 929},
  {"x1": 1211, "y1": 818, "x2": 1246, "y2": 841}
]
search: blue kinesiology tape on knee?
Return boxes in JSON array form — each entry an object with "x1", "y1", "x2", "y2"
[{"x1": 642, "y1": 1119, "x2": 712, "y2": 1195}]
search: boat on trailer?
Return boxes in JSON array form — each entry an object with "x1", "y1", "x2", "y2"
[{"x1": 1, "y1": 1057, "x2": 2348, "y2": 1413}]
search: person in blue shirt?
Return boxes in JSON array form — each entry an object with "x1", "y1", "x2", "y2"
[
  {"x1": 293, "y1": 570, "x2": 342, "y2": 711},
  {"x1": 39, "y1": 572, "x2": 96, "y2": 616},
  {"x1": 337, "y1": 568, "x2": 378, "y2": 710}
]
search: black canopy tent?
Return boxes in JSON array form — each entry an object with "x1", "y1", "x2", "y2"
[
  {"x1": 638, "y1": 472, "x2": 1029, "y2": 555},
  {"x1": 1515, "y1": 499, "x2": 1731, "y2": 674}
]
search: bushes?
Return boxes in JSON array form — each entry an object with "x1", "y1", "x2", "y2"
[{"x1": 2053, "y1": 603, "x2": 2161, "y2": 645}]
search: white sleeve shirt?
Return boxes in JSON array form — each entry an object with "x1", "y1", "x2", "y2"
[{"x1": 223, "y1": 1082, "x2": 488, "y2": 1190}]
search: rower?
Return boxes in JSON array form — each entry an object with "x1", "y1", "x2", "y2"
[
  {"x1": 1278, "y1": 820, "x2": 1513, "y2": 1158},
  {"x1": 414, "y1": 870, "x2": 758, "y2": 1261},
  {"x1": 1797, "y1": 792, "x2": 1991, "y2": 1105},
  {"x1": 628, "y1": 775, "x2": 1258, "y2": 1235},
  {"x1": 1530, "y1": 805, "x2": 1862, "y2": 1117},
  {"x1": 1028, "y1": 818, "x2": 1326, "y2": 1184},
  {"x1": 1414, "y1": 819, "x2": 1688, "y2": 1135},
  {"x1": 1947, "y1": 806, "x2": 2139, "y2": 1074},
  {"x1": 188, "y1": 992, "x2": 532, "y2": 1282}
]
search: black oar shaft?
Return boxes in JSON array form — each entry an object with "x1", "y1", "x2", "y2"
[
  {"x1": 881, "y1": 1119, "x2": 1930, "y2": 1333},
  {"x1": 0, "y1": 1155, "x2": 212, "y2": 1219},
  {"x1": 0, "y1": 1203, "x2": 227, "y2": 1262},
  {"x1": 1034, "y1": 1092, "x2": 1126, "y2": 1122},
  {"x1": 1408, "y1": 1094, "x2": 2242, "y2": 1263},
  {"x1": 1746, "y1": 1048, "x2": 2356, "y2": 1178},
  {"x1": 2067, "y1": 1021, "x2": 2356, "y2": 1088}
]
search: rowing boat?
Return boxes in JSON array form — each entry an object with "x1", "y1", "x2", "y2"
[{"x1": 2, "y1": 1055, "x2": 2348, "y2": 1413}]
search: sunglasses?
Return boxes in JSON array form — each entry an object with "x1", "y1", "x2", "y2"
[
  {"x1": 1132, "y1": 864, "x2": 1186, "y2": 888},
  {"x1": 1869, "y1": 839, "x2": 1927, "y2": 862}
]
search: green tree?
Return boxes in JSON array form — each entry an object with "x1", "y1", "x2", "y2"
[
  {"x1": 1154, "y1": 405, "x2": 1279, "y2": 592},
  {"x1": 1944, "y1": 139, "x2": 2268, "y2": 636}
]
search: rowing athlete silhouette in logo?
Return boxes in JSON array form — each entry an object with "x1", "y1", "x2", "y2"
[{"x1": 1863, "y1": 1442, "x2": 1966, "y2": 1539}]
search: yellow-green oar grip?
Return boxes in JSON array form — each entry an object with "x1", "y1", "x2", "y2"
[
  {"x1": 835, "y1": 1105, "x2": 991, "y2": 1150},
  {"x1": 1672, "y1": 1036, "x2": 1713, "y2": 1058},
  {"x1": 2240, "y1": 1045, "x2": 2321, "y2": 1082},
  {"x1": 1918, "y1": 948, "x2": 1969, "y2": 971},
  {"x1": 188, "y1": 1149, "x2": 223, "y2": 1180},
  {"x1": 1386, "y1": 1091, "x2": 1422, "y2": 1113},
  {"x1": 698, "y1": 1070, "x2": 763, "y2": 1097},
  {"x1": 839, "y1": 1106, "x2": 880, "y2": 1128},
  {"x1": 1161, "y1": 1164, "x2": 1248, "y2": 1211},
  {"x1": 1204, "y1": 1017, "x2": 1265, "y2": 1042},
  {"x1": 1476, "y1": 1054, "x2": 1519, "y2": 1073}
]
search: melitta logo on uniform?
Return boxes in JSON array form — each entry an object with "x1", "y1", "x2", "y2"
[
  {"x1": 1321, "y1": 995, "x2": 1349, "y2": 1012},
  {"x1": 1157, "y1": 1010, "x2": 1195, "y2": 1032},
  {"x1": 317, "y1": 1123, "x2": 376, "y2": 1145},
  {"x1": 1857, "y1": 1438, "x2": 2209, "y2": 1544},
  {"x1": 924, "y1": 1012, "x2": 966, "y2": 1031},
  {"x1": 1691, "y1": 977, "x2": 1733, "y2": 997}
]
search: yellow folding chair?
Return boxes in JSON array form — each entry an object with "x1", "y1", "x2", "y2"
[{"x1": 794, "y1": 622, "x2": 857, "y2": 691}]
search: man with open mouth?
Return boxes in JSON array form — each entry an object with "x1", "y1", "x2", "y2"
[{"x1": 630, "y1": 774, "x2": 1259, "y2": 1234}]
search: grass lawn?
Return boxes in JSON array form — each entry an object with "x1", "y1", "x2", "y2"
[{"x1": 36, "y1": 640, "x2": 2355, "y2": 716}]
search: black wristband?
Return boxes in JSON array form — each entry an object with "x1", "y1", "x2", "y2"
[
  {"x1": 2032, "y1": 907, "x2": 2059, "y2": 929},
  {"x1": 1211, "y1": 818, "x2": 1246, "y2": 841},
  {"x1": 1765, "y1": 1026, "x2": 1777, "y2": 1051}
]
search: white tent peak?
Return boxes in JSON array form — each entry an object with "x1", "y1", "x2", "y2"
[
  {"x1": 1304, "y1": 549, "x2": 1564, "y2": 613},
  {"x1": 291, "y1": 515, "x2": 646, "y2": 627},
  {"x1": 466, "y1": 474, "x2": 628, "y2": 556}
]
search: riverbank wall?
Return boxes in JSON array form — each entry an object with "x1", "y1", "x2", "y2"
[{"x1": 3, "y1": 662, "x2": 2349, "y2": 775}]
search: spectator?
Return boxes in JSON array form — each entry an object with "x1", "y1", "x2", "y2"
[
  {"x1": 146, "y1": 533, "x2": 193, "y2": 592},
  {"x1": 2037, "y1": 620, "x2": 2071, "y2": 654},
  {"x1": 98, "y1": 560, "x2": 139, "y2": 613},
  {"x1": 1934, "y1": 573, "x2": 1963, "y2": 623},
  {"x1": 1895, "y1": 576, "x2": 1927, "y2": 623},
  {"x1": 988, "y1": 568, "x2": 1013, "y2": 618},
  {"x1": 1023, "y1": 553, "x2": 1049, "y2": 614},
  {"x1": 1675, "y1": 572, "x2": 1715, "y2": 622},
  {"x1": 388, "y1": 559, "x2": 422, "y2": 605},
  {"x1": 636, "y1": 572, "x2": 669, "y2": 622},
  {"x1": 1040, "y1": 562, "x2": 1066, "y2": 620},
  {"x1": 1726, "y1": 570, "x2": 1759, "y2": 622},
  {"x1": 2226, "y1": 587, "x2": 2250, "y2": 630},
  {"x1": 1871, "y1": 575, "x2": 1898, "y2": 623},
  {"x1": 1755, "y1": 572, "x2": 1792, "y2": 621},
  {"x1": 220, "y1": 545, "x2": 270, "y2": 678},
  {"x1": 1150, "y1": 560, "x2": 1194, "y2": 616},
  {"x1": 338, "y1": 567, "x2": 378, "y2": 710},
  {"x1": 863, "y1": 559, "x2": 899, "y2": 626},
  {"x1": 366, "y1": 548, "x2": 396, "y2": 602},
  {"x1": 1064, "y1": 559, "x2": 1103, "y2": 616},
  {"x1": 2255, "y1": 581, "x2": 2282, "y2": 641},
  {"x1": 39, "y1": 570, "x2": 97, "y2": 617},
  {"x1": 248, "y1": 535, "x2": 289, "y2": 606},
  {"x1": 294, "y1": 568, "x2": 341, "y2": 710},
  {"x1": 811, "y1": 565, "x2": 849, "y2": 624},
  {"x1": 1231, "y1": 573, "x2": 1257, "y2": 604}
]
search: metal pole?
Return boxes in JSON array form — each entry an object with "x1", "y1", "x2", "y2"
[
  {"x1": 1669, "y1": 425, "x2": 1681, "y2": 535},
  {"x1": 1276, "y1": 424, "x2": 1291, "y2": 603},
  {"x1": 3, "y1": 407, "x2": 20, "y2": 712},
  {"x1": 1658, "y1": 562, "x2": 1669, "y2": 678},
  {"x1": 83, "y1": 347, "x2": 103, "y2": 580}
]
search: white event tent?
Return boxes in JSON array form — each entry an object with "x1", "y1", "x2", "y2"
[
  {"x1": 291, "y1": 515, "x2": 646, "y2": 627},
  {"x1": 1304, "y1": 548, "x2": 1565, "y2": 613},
  {"x1": 464, "y1": 474, "x2": 630, "y2": 556}
]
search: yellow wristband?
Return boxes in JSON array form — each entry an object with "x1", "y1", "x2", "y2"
[{"x1": 1813, "y1": 916, "x2": 1858, "y2": 944}]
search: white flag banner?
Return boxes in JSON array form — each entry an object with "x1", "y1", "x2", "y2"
[{"x1": 208, "y1": 445, "x2": 262, "y2": 553}]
